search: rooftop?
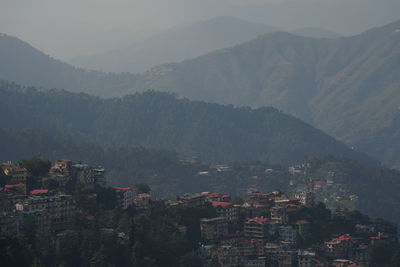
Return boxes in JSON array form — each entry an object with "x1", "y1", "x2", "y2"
[
  {"x1": 30, "y1": 189, "x2": 49, "y2": 195},
  {"x1": 247, "y1": 217, "x2": 269, "y2": 224},
  {"x1": 333, "y1": 234, "x2": 353, "y2": 241},
  {"x1": 114, "y1": 187, "x2": 132, "y2": 191},
  {"x1": 212, "y1": 201, "x2": 233, "y2": 208}
]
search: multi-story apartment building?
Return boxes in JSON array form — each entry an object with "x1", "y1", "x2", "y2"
[
  {"x1": 133, "y1": 193, "x2": 151, "y2": 210},
  {"x1": 212, "y1": 202, "x2": 239, "y2": 222},
  {"x1": 114, "y1": 187, "x2": 134, "y2": 209},
  {"x1": 324, "y1": 235, "x2": 354, "y2": 259},
  {"x1": 200, "y1": 217, "x2": 228, "y2": 241},
  {"x1": 279, "y1": 225, "x2": 297, "y2": 243},
  {"x1": 0, "y1": 162, "x2": 29, "y2": 185},
  {"x1": 15, "y1": 193, "x2": 76, "y2": 231},
  {"x1": 72, "y1": 163, "x2": 105, "y2": 185},
  {"x1": 297, "y1": 250, "x2": 316, "y2": 267},
  {"x1": 244, "y1": 217, "x2": 269, "y2": 243},
  {"x1": 180, "y1": 193, "x2": 206, "y2": 207}
]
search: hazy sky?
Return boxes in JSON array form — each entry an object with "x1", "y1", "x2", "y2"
[{"x1": 1, "y1": 0, "x2": 399, "y2": 59}]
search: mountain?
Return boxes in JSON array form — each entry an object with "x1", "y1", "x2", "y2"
[
  {"x1": 0, "y1": 33, "x2": 140, "y2": 97},
  {"x1": 68, "y1": 16, "x2": 279, "y2": 73},
  {"x1": 0, "y1": 81, "x2": 370, "y2": 165},
  {"x1": 1, "y1": 20, "x2": 399, "y2": 167},
  {"x1": 290, "y1": 27, "x2": 342, "y2": 39},
  {"x1": 129, "y1": 19, "x2": 400, "y2": 167}
]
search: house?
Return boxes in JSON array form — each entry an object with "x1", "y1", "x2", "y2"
[
  {"x1": 325, "y1": 235, "x2": 354, "y2": 259},
  {"x1": 0, "y1": 162, "x2": 29, "y2": 185},
  {"x1": 200, "y1": 217, "x2": 228, "y2": 241},
  {"x1": 133, "y1": 193, "x2": 151, "y2": 210},
  {"x1": 202, "y1": 192, "x2": 231, "y2": 202},
  {"x1": 180, "y1": 193, "x2": 206, "y2": 207},
  {"x1": 279, "y1": 225, "x2": 297, "y2": 244},
  {"x1": 72, "y1": 163, "x2": 105, "y2": 185},
  {"x1": 212, "y1": 202, "x2": 239, "y2": 222},
  {"x1": 4, "y1": 183, "x2": 26, "y2": 195},
  {"x1": 114, "y1": 187, "x2": 134, "y2": 209},
  {"x1": 244, "y1": 217, "x2": 269, "y2": 242},
  {"x1": 270, "y1": 205, "x2": 287, "y2": 223},
  {"x1": 15, "y1": 193, "x2": 76, "y2": 231},
  {"x1": 297, "y1": 250, "x2": 316, "y2": 267}
]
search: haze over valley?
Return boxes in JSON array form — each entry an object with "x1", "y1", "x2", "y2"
[{"x1": 1, "y1": 1, "x2": 400, "y2": 266}]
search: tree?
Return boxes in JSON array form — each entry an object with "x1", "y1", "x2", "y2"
[
  {"x1": 179, "y1": 251, "x2": 203, "y2": 267},
  {"x1": 135, "y1": 183, "x2": 151, "y2": 194},
  {"x1": 19, "y1": 157, "x2": 51, "y2": 177},
  {"x1": 0, "y1": 170, "x2": 11, "y2": 188},
  {"x1": 367, "y1": 241, "x2": 396, "y2": 267}
]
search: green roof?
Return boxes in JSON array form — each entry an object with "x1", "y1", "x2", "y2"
[{"x1": 72, "y1": 163, "x2": 89, "y2": 169}]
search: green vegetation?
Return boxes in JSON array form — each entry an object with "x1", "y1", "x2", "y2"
[{"x1": 0, "y1": 81, "x2": 369, "y2": 165}]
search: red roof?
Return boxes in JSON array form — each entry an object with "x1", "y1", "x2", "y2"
[
  {"x1": 333, "y1": 234, "x2": 353, "y2": 241},
  {"x1": 114, "y1": 187, "x2": 132, "y2": 191},
  {"x1": 247, "y1": 217, "x2": 269, "y2": 224},
  {"x1": 273, "y1": 196, "x2": 299, "y2": 202},
  {"x1": 296, "y1": 220, "x2": 310, "y2": 225},
  {"x1": 58, "y1": 158, "x2": 71, "y2": 163},
  {"x1": 30, "y1": 189, "x2": 49, "y2": 195},
  {"x1": 5, "y1": 184, "x2": 24, "y2": 189},
  {"x1": 221, "y1": 195, "x2": 231, "y2": 198},
  {"x1": 212, "y1": 201, "x2": 233, "y2": 208}
]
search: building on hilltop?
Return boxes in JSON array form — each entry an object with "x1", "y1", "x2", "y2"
[
  {"x1": 212, "y1": 201, "x2": 239, "y2": 222},
  {"x1": 15, "y1": 193, "x2": 76, "y2": 231},
  {"x1": 180, "y1": 193, "x2": 206, "y2": 207},
  {"x1": 133, "y1": 193, "x2": 151, "y2": 210},
  {"x1": 0, "y1": 162, "x2": 29, "y2": 185},
  {"x1": 114, "y1": 187, "x2": 134, "y2": 209},
  {"x1": 72, "y1": 163, "x2": 105, "y2": 185}
]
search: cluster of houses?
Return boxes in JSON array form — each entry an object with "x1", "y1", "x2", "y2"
[
  {"x1": 0, "y1": 159, "x2": 396, "y2": 267},
  {"x1": 0, "y1": 159, "x2": 141, "y2": 236},
  {"x1": 168, "y1": 190, "x2": 394, "y2": 267}
]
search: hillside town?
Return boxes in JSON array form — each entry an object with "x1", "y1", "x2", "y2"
[{"x1": 0, "y1": 158, "x2": 398, "y2": 267}]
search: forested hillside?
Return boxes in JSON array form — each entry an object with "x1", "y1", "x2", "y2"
[
  {"x1": 132, "y1": 19, "x2": 400, "y2": 167},
  {"x1": 0, "y1": 81, "x2": 369, "y2": 165}
]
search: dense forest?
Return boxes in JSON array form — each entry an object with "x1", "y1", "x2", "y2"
[{"x1": 0, "y1": 81, "x2": 370, "y2": 165}]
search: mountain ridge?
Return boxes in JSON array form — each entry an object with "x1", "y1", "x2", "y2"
[
  {"x1": 67, "y1": 16, "x2": 280, "y2": 73},
  {"x1": 0, "y1": 80, "x2": 372, "y2": 165}
]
